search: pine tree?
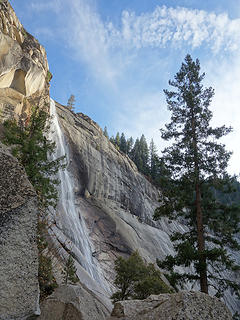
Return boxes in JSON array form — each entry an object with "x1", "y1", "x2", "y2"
[
  {"x1": 139, "y1": 134, "x2": 150, "y2": 175},
  {"x1": 154, "y1": 54, "x2": 240, "y2": 298},
  {"x1": 110, "y1": 135, "x2": 115, "y2": 145},
  {"x1": 67, "y1": 94, "x2": 76, "y2": 110},
  {"x1": 103, "y1": 126, "x2": 109, "y2": 139},
  {"x1": 120, "y1": 133, "x2": 127, "y2": 153},
  {"x1": 63, "y1": 254, "x2": 79, "y2": 285},
  {"x1": 126, "y1": 137, "x2": 134, "y2": 155},
  {"x1": 3, "y1": 106, "x2": 65, "y2": 208},
  {"x1": 115, "y1": 132, "x2": 120, "y2": 148},
  {"x1": 111, "y1": 251, "x2": 171, "y2": 303},
  {"x1": 149, "y1": 139, "x2": 159, "y2": 180}
]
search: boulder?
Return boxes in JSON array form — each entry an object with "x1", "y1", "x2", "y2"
[
  {"x1": 0, "y1": 143, "x2": 39, "y2": 320},
  {"x1": 38, "y1": 285, "x2": 110, "y2": 320},
  {"x1": 108, "y1": 291, "x2": 233, "y2": 320}
]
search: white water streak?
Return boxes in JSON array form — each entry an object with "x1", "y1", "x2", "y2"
[{"x1": 49, "y1": 99, "x2": 100, "y2": 281}]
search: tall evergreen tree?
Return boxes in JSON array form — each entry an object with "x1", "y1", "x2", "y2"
[
  {"x1": 154, "y1": 54, "x2": 240, "y2": 298},
  {"x1": 3, "y1": 107, "x2": 65, "y2": 208},
  {"x1": 139, "y1": 134, "x2": 150, "y2": 175},
  {"x1": 115, "y1": 132, "x2": 121, "y2": 148},
  {"x1": 149, "y1": 139, "x2": 159, "y2": 180},
  {"x1": 126, "y1": 137, "x2": 134, "y2": 155},
  {"x1": 120, "y1": 133, "x2": 127, "y2": 153}
]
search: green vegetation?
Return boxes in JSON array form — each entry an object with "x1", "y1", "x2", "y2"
[
  {"x1": 3, "y1": 106, "x2": 65, "y2": 208},
  {"x1": 46, "y1": 70, "x2": 52, "y2": 83},
  {"x1": 2, "y1": 105, "x2": 66, "y2": 300},
  {"x1": 63, "y1": 254, "x2": 79, "y2": 285},
  {"x1": 153, "y1": 54, "x2": 240, "y2": 298},
  {"x1": 111, "y1": 251, "x2": 172, "y2": 303}
]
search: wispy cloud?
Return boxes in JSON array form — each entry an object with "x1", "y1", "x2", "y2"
[
  {"x1": 108, "y1": 6, "x2": 240, "y2": 52},
  {"x1": 30, "y1": 0, "x2": 62, "y2": 14}
]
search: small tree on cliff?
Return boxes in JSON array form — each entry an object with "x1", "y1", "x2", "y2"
[
  {"x1": 3, "y1": 106, "x2": 65, "y2": 208},
  {"x1": 111, "y1": 251, "x2": 172, "y2": 302},
  {"x1": 154, "y1": 54, "x2": 240, "y2": 297},
  {"x1": 67, "y1": 94, "x2": 76, "y2": 111}
]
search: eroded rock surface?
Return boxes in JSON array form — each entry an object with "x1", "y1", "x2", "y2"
[
  {"x1": 108, "y1": 291, "x2": 233, "y2": 320},
  {"x1": 39, "y1": 285, "x2": 110, "y2": 320},
  {"x1": 0, "y1": 0, "x2": 49, "y2": 123},
  {"x1": 0, "y1": 143, "x2": 39, "y2": 320}
]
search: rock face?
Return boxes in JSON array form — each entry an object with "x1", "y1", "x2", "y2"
[
  {"x1": 50, "y1": 102, "x2": 240, "y2": 316},
  {"x1": 39, "y1": 285, "x2": 110, "y2": 320},
  {"x1": 108, "y1": 291, "x2": 233, "y2": 320},
  {"x1": 0, "y1": 143, "x2": 39, "y2": 320},
  {"x1": 0, "y1": 0, "x2": 49, "y2": 123},
  {"x1": 51, "y1": 102, "x2": 180, "y2": 291}
]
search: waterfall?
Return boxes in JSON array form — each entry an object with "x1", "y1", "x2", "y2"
[{"x1": 49, "y1": 99, "x2": 103, "y2": 284}]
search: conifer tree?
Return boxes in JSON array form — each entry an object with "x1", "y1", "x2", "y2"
[
  {"x1": 139, "y1": 134, "x2": 150, "y2": 175},
  {"x1": 149, "y1": 139, "x2": 159, "y2": 180},
  {"x1": 67, "y1": 94, "x2": 76, "y2": 110},
  {"x1": 3, "y1": 107, "x2": 65, "y2": 208},
  {"x1": 63, "y1": 254, "x2": 79, "y2": 285},
  {"x1": 120, "y1": 133, "x2": 127, "y2": 153},
  {"x1": 109, "y1": 135, "x2": 115, "y2": 145},
  {"x1": 126, "y1": 137, "x2": 134, "y2": 155},
  {"x1": 154, "y1": 54, "x2": 240, "y2": 298},
  {"x1": 103, "y1": 126, "x2": 109, "y2": 139},
  {"x1": 115, "y1": 132, "x2": 121, "y2": 148}
]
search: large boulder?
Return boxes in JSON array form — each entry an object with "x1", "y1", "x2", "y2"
[
  {"x1": 108, "y1": 291, "x2": 233, "y2": 320},
  {"x1": 38, "y1": 285, "x2": 110, "y2": 320},
  {"x1": 0, "y1": 143, "x2": 39, "y2": 320}
]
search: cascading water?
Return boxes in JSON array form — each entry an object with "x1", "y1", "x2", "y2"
[{"x1": 49, "y1": 99, "x2": 104, "y2": 285}]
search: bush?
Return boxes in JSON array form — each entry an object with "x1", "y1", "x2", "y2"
[{"x1": 111, "y1": 251, "x2": 172, "y2": 303}]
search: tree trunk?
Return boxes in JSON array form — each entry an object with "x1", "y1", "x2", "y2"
[
  {"x1": 191, "y1": 113, "x2": 208, "y2": 294},
  {"x1": 196, "y1": 182, "x2": 208, "y2": 294}
]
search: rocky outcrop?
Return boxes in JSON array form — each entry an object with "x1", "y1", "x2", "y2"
[
  {"x1": 108, "y1": 291, "x2": 233, "y2": 320},
  {"x1": 0, "y1": 143, "x2": 39, "y2": 320},
  {"x1": 39, "y1": 285, "x2": 110, "y2": 320},
  {"x1": 0, "y1": 0, "x2": 49, "y2": 123}
]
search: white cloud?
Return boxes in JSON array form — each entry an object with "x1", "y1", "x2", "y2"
[
  {"x1": 203, "y1": 55, "x2": 240, "y2": 175},
  {"x1": 110, "y1": 6, "x2": 240, "y2": 52},
  {"x1": 30, "y1": 0, "x2": 62, "y2": 13}
]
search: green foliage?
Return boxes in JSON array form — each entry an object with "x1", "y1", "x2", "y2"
[
  {"x1": 120, "y1": 133, "x2": 127, "y2": 153},
  {"x1": 37, "y1": 220, "x2": 58, "y2": 301},
  {"x1": 63, "y1": 254, "x2": 79, "y2": 285},
  {"x1": 3, "y1": 106, "x2": 65, "y2": 208},
  {"x1": 46, "y1": 70, "x2": 52, "y2": 83},
  {"x1": 111, "y1": 251, "x2": 172, "y2": 303},
  {"x1": 154, "y1": 54, "x2": 240, "y2": 298}
]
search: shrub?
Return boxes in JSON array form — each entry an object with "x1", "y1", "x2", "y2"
[
  {"x1": 111, "y1": 251, "x2": 172, "y2": 303},
  {"x1": 63, "y1": 255, "x2": 79, "y2": 285}
]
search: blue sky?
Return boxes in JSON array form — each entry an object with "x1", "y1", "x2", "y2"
[{"x1": 11, "y1": 0, "x2": 240, "y2": 175}]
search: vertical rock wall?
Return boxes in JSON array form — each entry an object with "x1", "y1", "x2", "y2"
[{"x1": 0, "y1": 143, "x2": 39, "y2": 320}]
